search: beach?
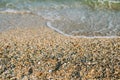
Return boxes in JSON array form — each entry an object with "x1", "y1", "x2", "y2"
[
  {"x1": 0, "y1": 27, "x2": 120, "y2": 80},
  {"x1": 0, "y1": 0, "x2": 120, "y2": 79}
]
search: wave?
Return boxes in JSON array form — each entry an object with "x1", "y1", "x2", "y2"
[
  {"x1": 47, "y1": 22, "x2": 120, "y2": 38},
  {"x1": 0, "y1": 1, "x2": 120, "y2": 38},
  {"x1": 0, "y1": 0, "x2": 120, "y2": 10},
  {"x1": 81, "y1": 0, "x2": 120, "y2": 10}
]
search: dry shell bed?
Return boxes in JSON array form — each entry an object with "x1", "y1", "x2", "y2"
[{"x1": 0, "y1": 27, "x2": 120, "y2": 80}]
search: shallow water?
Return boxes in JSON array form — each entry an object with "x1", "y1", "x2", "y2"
[{"x1": 0, "y1": 0, "x2": 120, "y2": 37}]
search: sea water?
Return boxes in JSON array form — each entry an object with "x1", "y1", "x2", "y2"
[{"x1": 0, "y1": 0, "x2": 120, "y2": 37}]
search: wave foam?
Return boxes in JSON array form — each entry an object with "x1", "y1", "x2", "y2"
[
  {"x1": 46, "y1": 21, "x2": 120, "y2": 38},
  {"x1": 0, "y1": 9, "x2": 33, "y2": 14}
]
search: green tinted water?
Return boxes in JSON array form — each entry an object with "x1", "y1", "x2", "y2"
[{"x1": 0, "y1": 0, "x2": 120, "y2": 10}]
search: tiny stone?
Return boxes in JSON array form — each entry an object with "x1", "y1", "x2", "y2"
[
  {"x1": 38, "y1": 62, "x2": 41, "y2": 64},
  {"x1": 28, "y1": 67, "x2": 33, "y2": 75},
  {"x1": 22, "y1": 76, "x2": 28, "y2": 80},
  {"x1": 64, "y1": 63, "x2": 67, "y2": 65},
  {"x1": 0, "y1": 65, "x2": 2, "y2": 69},
  {"x1": 54, "y1": 61, "x2": 62, "y2": 71},
  {"x1": 49, "y1": 70, "x2": 52, "y2": 73},
  {"x1": 87, "y1": 62, "x2": 91, "y2": 65},
  {"x1": 11, "y1": 77, "x2": 17, "y2": 80}
]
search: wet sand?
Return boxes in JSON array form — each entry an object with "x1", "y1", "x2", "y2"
[{"x1": 0, "y1": 27, "x2": 120, "y2": 80}]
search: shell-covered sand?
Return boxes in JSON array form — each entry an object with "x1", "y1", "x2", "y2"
[{"x1": 0, "y1": 27, "x2": 120, "y2": 80}]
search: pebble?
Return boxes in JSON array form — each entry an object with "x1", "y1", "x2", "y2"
[
  {"x1": 0, "y1": 65, "x2": 2, "y2": 70},
  {"x1": 0, "y1": 27, "x2": 119, "y2": 80},
  {"x1": 49, "y1": 70, "x2": 53, "y2": 73},
  {"x1": 28, "y1": 67, "x2": 33, "y2": 75},
  {"x1": 38, "y1": 62, "x2": 41, "y2": 64},
  {"x1": 22, "y1": 76, "x2": 28, "y2": 80}
]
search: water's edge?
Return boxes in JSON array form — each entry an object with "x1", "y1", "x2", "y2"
[
  {"x1": 0, "y1": 0, "x2": 120, "y2": 38},
  {"x1": 46, "y1": 21, "x2": 120, "y2": 38}
]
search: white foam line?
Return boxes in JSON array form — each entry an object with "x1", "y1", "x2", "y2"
[
  {"x1": 47, "y1": 21, "x2": 70, "y2": 36},
  {"x1": 46, "y1": 21, "x2": 120, "y2": 39},
  {"x1": 0, "y1": 9, "x2": 33, "y2": 14}
]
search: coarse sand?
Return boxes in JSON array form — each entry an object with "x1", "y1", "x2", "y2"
[{"x1": 0, "y1": 27, "x2": 120, "y2": 80}]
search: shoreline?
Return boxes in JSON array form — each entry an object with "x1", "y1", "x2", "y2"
[{"x1": 46, "y1": 21, "x2": 120, "y2": 39}]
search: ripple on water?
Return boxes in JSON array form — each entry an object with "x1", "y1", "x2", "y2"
[{"x1": 0, "y1": 0, "x2": 120, "y2": 38}]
